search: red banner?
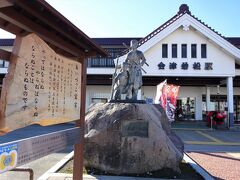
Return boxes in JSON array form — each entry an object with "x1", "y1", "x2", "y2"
[{"x1": 155, "y1": 81, "x2": 180, "y2": 122}]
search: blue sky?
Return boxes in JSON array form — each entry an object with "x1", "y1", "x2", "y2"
[{"x1": 0, "y1": 0, "x2": 239, "y2": 38}]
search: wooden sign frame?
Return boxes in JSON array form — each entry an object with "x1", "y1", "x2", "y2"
[
  {"x1": 73, "y1": 59, "x2": 86, "y2": 180},
  {"x1": 0, "y1": 1, "x2": 107, "y2": 179},
  {"x1": 0, "y1": 36, "x2": 86, "y2": 180}
]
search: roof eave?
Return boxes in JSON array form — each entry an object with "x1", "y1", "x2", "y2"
[{"x1": 0, "y1": 0, "x2": 107, "y2": 58}]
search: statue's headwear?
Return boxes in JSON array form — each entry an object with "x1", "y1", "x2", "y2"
[{"x1": 130, "y1": 39, "x2": 138, "y2": 48}]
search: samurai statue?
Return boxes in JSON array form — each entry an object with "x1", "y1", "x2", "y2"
[{"x1": 112, "y1": 40, "x2": 147, "y2": 100}]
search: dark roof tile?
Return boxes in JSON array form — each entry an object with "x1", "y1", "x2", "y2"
[
  {"x1": 0, "y1": 39, "x2": 14, "y2": 46},
  {"x1": 92, "y1": 38, "x2": 142, "y2": 46},
  {"x1": 226, "y1": 37, "x2": 240, "y2": 48}
]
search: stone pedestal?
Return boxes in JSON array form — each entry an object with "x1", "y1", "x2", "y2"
[{"x1": 84, "y1": 103, "x2": 183, "y2": 175}]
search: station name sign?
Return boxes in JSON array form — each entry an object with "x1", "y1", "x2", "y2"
[{"x1": 158, "y1": 61, "x2": 213, "y2": 70}]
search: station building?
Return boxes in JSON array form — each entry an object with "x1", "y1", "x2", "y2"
[{"x1": 1, "y1": 4, "x2": 240, "y2": 127}]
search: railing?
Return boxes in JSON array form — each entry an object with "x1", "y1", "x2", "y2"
[{"x1": 87, "y1": 58, "x2": 115, "y2": 68}]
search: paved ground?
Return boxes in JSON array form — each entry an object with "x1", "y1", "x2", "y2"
[
  {"x1": 0, "y1": 123, "x2": 74, "y2": 180},
  {"x1": 187, "y1": 152, "x2": 240, "y2": 180},
  {"x1": 0, "y1": 123, "x2": 75, "y2": 144},
  {"x1": 47, "y1": 174, "x2": 169, "y2": 180},
  {"x1": 1, "y1": 121, "x2": 240, "y2": 179},
  {"x1": 172, "y1": 121, "x2": 240, "y2": 180},
  {"x1": 0, "y1": 150, "x2": 72, "y2": 180}
]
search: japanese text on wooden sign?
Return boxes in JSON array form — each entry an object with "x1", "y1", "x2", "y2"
[{"x1": 0, "y1": 34, "x2": 81, "y2": 134}]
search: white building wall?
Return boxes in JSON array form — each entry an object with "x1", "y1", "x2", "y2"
[
  {"x1": 0, "y1": 46, "x2": 12, "y2": 51},
  {"x1": 86, "y1": 84, "x2": 240, "y2": 120},
  {"x1": 0, "y1": 67, "x2": 8, "y2": 74},
  {"x1": 87, "y1": 68, "x2": 114, "y2": 75},
  {"x1": 201, "y1": 86, "x2": 240, "y2": 95},
  {"x1": 86, "y1": 85, "x2": 111, "y2": 109},
  {"x1": 141, "y1": 27, "x2": 235, "y2": 77},
  {"x1": 87, "y1": 85, "x2": 205, "y2": 120},
  {"x1": 236, "y1": 69, "x2": 240, "y2": 76}
]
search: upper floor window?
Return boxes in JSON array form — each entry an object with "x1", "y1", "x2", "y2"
[
  {"x1": 92, "y1": 98, "x2": 108, "y2": 103},
  {"x1": 191, "y1": 44, "x2": 197, "y2": 58},
  {"x1": 172, "y1": 44, "x2": 177, "y2": 58},
  {"x1": 201, "y1": 44, "x2": 207, "y2": 58},
  {"x1": 162, "y1": 44, "x2": 168, "y2": 58},
  {"x1": 4, "y1": 61, "x2": 9, "y2": 68},
  {"x1": 87, "y1": 58, "x2": 115, "y2": 68},
  {"x1": 0, "y1": 60, "x2": 9, "y2": 68},
  {"x1": 235, "y1": 63, "x2": 240, "y2": 69},
  {"x1": 0, "y1": 60, "x2": 4, "y2": 68},
  {"x1": 106, "y1": 48, "x2": 125, "y2": 58},
  {"x1": 181, "y1": 44, "x2": 187, "y2": 58}
]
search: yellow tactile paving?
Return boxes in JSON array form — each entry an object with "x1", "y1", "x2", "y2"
[
  {"x1": 172, "y1": 127, "x2": 212, "y2": 131},
  {"x1": 196, "y1": 131, "x2": 223, "y2": 143},
  {"x1": 183, "y1": 131, "x2": 240, "y2": 146},
  {"x1": 184, "y1": 141, "x2": 240, "y2": 146}
]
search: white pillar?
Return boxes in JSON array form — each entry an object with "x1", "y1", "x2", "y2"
[
  {"x1": 206, "y1": 86, "x2": 211, "y2": 112},
  {"x1": 227, "y1": 77, "x2": 234, "y2": 128},
  {"x1": 195, "y1": 95, "x2": 203, "y2": 120},
  {"x1": 137, "y1": 89, "x2": 142, "y2": 100}
]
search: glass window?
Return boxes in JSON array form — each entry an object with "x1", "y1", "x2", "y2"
[
  {"x1": 162, "y1": 44, "x2": 168, "y2": 58},
  {"x1": 107, "y1": 59, "x2": 115, "y2": 67},
  {"x1": 4, "y1": 61, "x2": 9, "y2": 68},
  {"x1": 191, "y1": 44, "x2": 197, "y2": 58},
  {"x1": 201, "y1": 44, "x2": 207, "y2": 58},
  {"x1": 106, "y1": 48, "x2": 125, "y2": 58},
  {"x1": 176, "y1": 97, "x2": 195, "y2": 120},
  {"x1": 181, "y1": 44, "x2": 187, "y2": 58},
  {"x1": 0, "y1": 60, "x2": 4, "y2": 68},
  {"x1": 88, "y1": 58, "x2": 115, "y2": 68},
  {"x1": 91, "y1": 98, "x2": 108, "y2": 103},
  {"x1": 236, "y1": 63, "x2": 240, "y2": 69},
  {"x1": 172, "y1": 44, "x2": 177, "y2": 58}
]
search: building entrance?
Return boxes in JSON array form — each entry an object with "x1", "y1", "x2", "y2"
[
  {"x1": 202, "y1": 95, "x2": 240, "y2": 123},
  {"x1": 176, "y1": 97, "x2": 195, "y2": 121}
]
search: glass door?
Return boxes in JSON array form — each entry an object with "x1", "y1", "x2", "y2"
[{"x1": 176, "y1": 97, "x2": 195, "y2": 120}]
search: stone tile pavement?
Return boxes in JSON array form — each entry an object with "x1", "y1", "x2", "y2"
[{"x1": 172, "y1": 121, "x2": 240, "y2": 180}]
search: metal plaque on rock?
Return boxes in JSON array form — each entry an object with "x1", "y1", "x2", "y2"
[{"x1": 122, "y1": 121, "x2": 149, "y2": 137}]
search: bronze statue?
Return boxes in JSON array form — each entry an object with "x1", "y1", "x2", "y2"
[{"x1": 112, "y1": 40, "x2": 147, "y2": 100}]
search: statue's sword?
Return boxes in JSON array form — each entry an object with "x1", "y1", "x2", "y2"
[
  {"x1": 110, "y1": 57, "x2": 119, "y2": 100},
  {"x1": 122, "y1": 43, "x2": 149, "y2": 73},
  {"x1": 132, "y1": 60, "x2": 147, "y2": 74}
]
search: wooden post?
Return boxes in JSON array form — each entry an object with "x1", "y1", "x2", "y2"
[{"x1": 73, "y1": 58, "x2": 86, "y2": 180}]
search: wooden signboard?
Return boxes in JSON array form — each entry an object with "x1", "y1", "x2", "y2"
[{"x1": 0, "y1": 34, "x2": 81, "y2": 134}]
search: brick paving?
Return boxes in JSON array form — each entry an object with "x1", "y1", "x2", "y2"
[
  {"x1": 173, "y1": 122, "x2": 240, "y2": 179},
  {"x1": 187, "y1": 152, "x2": 240, "y2": 180}
]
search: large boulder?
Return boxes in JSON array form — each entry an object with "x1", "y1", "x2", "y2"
[{"x1": 84, "y1": 103, "x2": 183, "y2": 175}]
